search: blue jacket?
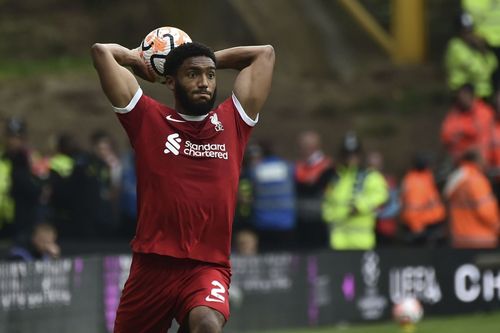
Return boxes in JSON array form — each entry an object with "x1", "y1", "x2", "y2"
[{"x1": 250, "y1": 156, "x2": 296, "y2": 231}]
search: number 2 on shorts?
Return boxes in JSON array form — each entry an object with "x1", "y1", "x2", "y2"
[{"x1": 205, "y1": 280, "x2": 226, "y2": 303}]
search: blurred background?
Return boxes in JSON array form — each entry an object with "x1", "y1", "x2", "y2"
[
  {"x1": 0, "y1": 0, "x2": 458, "y2": 174},
  {"x1": 1, "y1": 0, "x2": 500, "y2": 332}
]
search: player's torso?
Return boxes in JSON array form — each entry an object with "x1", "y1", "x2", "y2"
[{"x1": 134, "y1": 100, "x2": 242, "y2": 204}]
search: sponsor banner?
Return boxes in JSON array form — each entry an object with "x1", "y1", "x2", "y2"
[
  {"x1": 0, "y1": 249, "x2": 499, "y2": 333},
  {"x1": 163, "y1": 133, "x2": 229, "y2": 159},
  {"x1": 0, "y1": 257, "x2": 102, "y2": 333},
  {"x1": 227, "y1": 253, "x2": 307, "y2": 332}
]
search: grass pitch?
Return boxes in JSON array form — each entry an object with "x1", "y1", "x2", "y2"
[{"x1": 250, "y1": 311, "x2": 500, "y2": 333}]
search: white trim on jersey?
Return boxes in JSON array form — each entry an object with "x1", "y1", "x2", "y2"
[
  {"x1": 177, "y1": 112, "x2": 208, "y2": 121},
  {"x1": 113, "y1": 88, "x2": 143, "y2": 114},
  {"x1": 232, "y1": 93, "x2": 259, "y2": 127}
]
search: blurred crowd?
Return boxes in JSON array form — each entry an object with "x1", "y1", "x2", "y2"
[
  {"x1": 233, "y1": 2, "x2": 500, "y2": 255},
  {"x1": 0, "y1": 118, "x2": 137, "y2": 260},
  {"x1": 233, "y1": 119, "x2": 500, "y2": 255},
  {"x1": 3, "y1": 1, "x2": 500, "y2": 261}
]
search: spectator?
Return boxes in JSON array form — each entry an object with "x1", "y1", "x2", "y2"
[
  {"x1": 81, "y1": 130, "x2": 123, "y2": 238},
  {"x1": 399, "y1": 153, "x2": 446, "y2": 246},
  {"x1": 322, "y1": 132, "x2": 388, "y2": 250},
  {"x1": 440, "y1": 83, "x2": 494, "y2": 163},
  {"x1": 233, "y1": 228, "x2": 259, "y2": 256},
  {"x1": 0, "y1": 117, "x2": 43, "y2": 242},
  {"x1": 7, "y1": 222, "x2": 60, "y2": 261},
  {"x1": 366, "y1": 150, "x2": 401, "y2": 247},
  {"x1": 119, "y1": 149, "x2": 137, "y2": 238},
  {"x1": 248, "y1": 141, "x2": 296, "y2": 252},
  {"x1": 445, "y1": 12, "x2": 497, "y2": 99},
  {"x1": 444, "y1": 149, "x2": 500, "y2": 248},
  {"x1": 48, "y1": 132, "x2": 83, "y2": 239},
  {"x1": 91, "y1": 130, "x2": 123, "y2": 190},
  {"x1": 233, "y1": 143, "x2": 259, "y2": 231},
  {"x1": 235, "y1": 176, "x2": 253, "y2": 226},
  {"x1": 294, "y1": 130, "x2": 335, "y2": 250},
  {"x1": 462, "y1": 0, "x2": 500, "y2": 90},
  {"x1": 487, "y1": 89, "x2": 500, "y2": 200}
]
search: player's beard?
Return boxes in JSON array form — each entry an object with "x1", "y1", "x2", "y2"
[{"x1": 175, "y1": 80, "x2": 217, "y2": 116}]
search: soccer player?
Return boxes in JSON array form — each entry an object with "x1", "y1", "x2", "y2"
[{"x1": 90, "y1": 35, "x2": 275, "y2": 333}]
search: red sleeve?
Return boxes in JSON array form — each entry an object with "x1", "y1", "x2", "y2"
[
  {"x1": 230, "y1": 93, "x2": 258, "y2": 143},
  {"x1": 113, "y1": 88, "x2": 156, "y2": 147}
]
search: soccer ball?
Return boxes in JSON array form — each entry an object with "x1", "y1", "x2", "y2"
[
  {"x1": 138, "y1": 26, "x2": 192, "y2": 83},
  {"x1": 392, "y1": 297, "x2": 424, "y2": 325}
]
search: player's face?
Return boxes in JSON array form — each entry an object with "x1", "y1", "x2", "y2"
[{"x1": 174, "y1": 56, "x2": 217, "y2": 116}]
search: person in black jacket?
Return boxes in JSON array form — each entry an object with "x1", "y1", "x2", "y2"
[{"x1": 2, "y1": 117, "x2": 43, "y2": 243}]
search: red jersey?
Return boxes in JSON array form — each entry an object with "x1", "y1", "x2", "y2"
[{"x1": 114, "y1": 88, "x2": 256, "y2": 267}]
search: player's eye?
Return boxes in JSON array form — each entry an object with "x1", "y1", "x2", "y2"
[{"x1": 208, "y1": 72, "x2": 216, "y2": 80}]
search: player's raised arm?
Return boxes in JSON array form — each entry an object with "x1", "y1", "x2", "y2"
[
  {"x1": 215, "y1": 45, "x2": 275, "y2": 120},
  {"x1": 90, "y1": 43, "x2": 154, "y2": 108}
]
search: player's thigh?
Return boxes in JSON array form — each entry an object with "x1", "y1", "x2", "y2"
[
  {"x1": 114, "y1": 253, "x2": 176, "y2": 333},
  {"x1": 176, "y1": 265, "x2": 231, "y2": 328}
]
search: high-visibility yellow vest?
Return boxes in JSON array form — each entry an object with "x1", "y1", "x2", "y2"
[
  {"x1": 445, "y1": 37, "x2": 497, "y2": 97},
  {"x1": 463, "y1": 0, "x2": 500, "y2": 47},
  {"x1": 0, "y1": 158, "x2": 14, "y2": 229},
  {"x1": 322, "y1": 167, "x2": 388, "y2": 250},
  {"x1": 49, "y1": 154, "x2": 74, "y2": 178}
]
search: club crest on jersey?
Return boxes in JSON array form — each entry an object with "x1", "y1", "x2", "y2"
[{"x1": 210, "y1": 113, "x2": 224, "y2": 132}]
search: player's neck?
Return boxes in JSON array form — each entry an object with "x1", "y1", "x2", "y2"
[
  {"x1": 176, "y1": 110, "x2": 208, "y2": 121},
  {"x1": 174, "y1": 101, "x2": 210, "y2": 119}
]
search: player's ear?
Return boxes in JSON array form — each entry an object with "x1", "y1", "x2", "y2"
[{"x1": 165, "y1": 75, "x2": 175, "y2": 91}]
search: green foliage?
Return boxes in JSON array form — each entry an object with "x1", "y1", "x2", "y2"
[{"x1": 0, "y1": 57, "x2": 92, "y2": 79}]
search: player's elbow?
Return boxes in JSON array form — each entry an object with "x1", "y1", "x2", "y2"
[
  {"x1": 91, "y1": 43, "x2": 105, "y2": 56},
  {"x1": 261, "y1": 45, "x2": 275, "y2": 63},
  {"x1": 90, "y1": 43, "x2": 107, "y2": 66}
]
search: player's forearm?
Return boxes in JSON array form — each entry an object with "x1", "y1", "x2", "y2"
[
  {"x1": 215, "y1": 45, "x2": 274, "y2": 71},
  {"x1": 91, "y1": 43, "x2": 142, "y2": 68}
]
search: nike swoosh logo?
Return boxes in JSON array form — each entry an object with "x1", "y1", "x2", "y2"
[
  {"x1": 166, "y1": 115, "x2": 186, "y2": 123},
  {"x1": 205, "y1": 296, "x2": 225, "y2": 303}
]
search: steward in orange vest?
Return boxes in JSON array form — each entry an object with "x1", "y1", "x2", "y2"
[
  {"x1": 444, "y1": 150, "x2": 500, "y2": 248},
  {"x1": 400, "y1": 154, "x2": 446, "y2": 245},
  {"x1": 487, "y1": 89, "x2": 500, "y2": 200},
  {"x1": 295, "y1": 131, "x2": 335, "y2": 250},
  {"x1": 441, "y1": 84, "x2": 493, "y2": 163}
]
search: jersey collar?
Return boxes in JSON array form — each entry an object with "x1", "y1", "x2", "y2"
[{"x1": 177, "y1": 112, "x2": 209, "y2": 122}]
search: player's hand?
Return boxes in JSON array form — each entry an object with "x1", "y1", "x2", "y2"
[{"x1": 131, "y1": 48, "x2": 155, "y2": 83}]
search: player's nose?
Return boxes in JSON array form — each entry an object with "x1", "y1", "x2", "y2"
[{"x1": 198, "y1": 74, "x2": 210, "y2": 88}]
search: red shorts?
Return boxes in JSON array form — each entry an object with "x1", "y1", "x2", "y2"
[{"x1": 114, "y1": 253, "x2": 231, "y2": 333}]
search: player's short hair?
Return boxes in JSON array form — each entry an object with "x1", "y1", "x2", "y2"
[{"x1": 164, "y1": 42, "x2": 216, "y2": 76}]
